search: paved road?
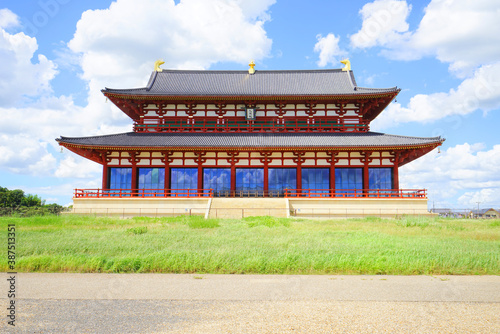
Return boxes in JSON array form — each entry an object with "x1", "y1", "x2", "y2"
[{"x1": 1, "y1": 273, "x2": 499, "y2": 333}]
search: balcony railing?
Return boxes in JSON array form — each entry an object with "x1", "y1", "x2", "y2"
[
  {"x1": 133, "y1": 117, "x2": 369, "y2": 133},
  {"x1": 74, "y1": 189, "x2": 213, "y2": 198},
  {"x1": 285, "y1": 189, "x2": 427, "y2": 198},
  {"x1": 74, "y1": 188, "x2": 426, "y2": 199}
]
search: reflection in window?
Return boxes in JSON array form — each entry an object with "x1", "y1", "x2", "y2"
[
  {"x1": 204, "y1": 168, "x2": 231, "y2": 196},
  {"x1": 236, "y1": 168, "x2": 264, "y2": 196},
  {"x1": 335, "y1": 168, "x2": 363, "y2": 197},
  {"x1": 138, "y1": 168, "x2": 165, "y2": 196},
  {"x1": 108, "y1": 168, "x2": 132, "y2": 196},
  {"x1": 268, "y1": 168, "x2": 296, "y2": 196},
  {"x1": 171, "y1": 168, "x2": 198, "y2": 197},
  {"x1": 369, "y1": 168, "x2": 392, "y2": 189},
  {"x1": 369, "y1": 168, "x2": 393, "y2": 197},
  {"x1": 302, "y1": 168, "x2": 329, "y2": 196}
]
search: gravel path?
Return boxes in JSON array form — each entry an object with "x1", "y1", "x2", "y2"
[
  {"x1": 4, "y1": 299, "x2": 499, "y2": 333},
  {"x1": 1, "y1": 273, "x2": 498, "y2": 333}
]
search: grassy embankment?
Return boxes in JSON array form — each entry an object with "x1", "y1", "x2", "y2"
[{"x1": 1, "y1": 215, "x2": 498, "y2": 275}]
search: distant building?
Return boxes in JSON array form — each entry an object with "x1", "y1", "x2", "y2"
[
  {"x1": 469, "y1": 208, "x2": 500, "y2": 219},
  {"x1": 56, "y1": 61, "x2": 444, "y2": 217},
  {"x1": 430, "y1": 208, "x2": 469, "y2": 218}
]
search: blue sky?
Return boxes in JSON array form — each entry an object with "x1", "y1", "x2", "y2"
[{"x1": 0, "y1": 0, "x2": 499, "y2": 209}]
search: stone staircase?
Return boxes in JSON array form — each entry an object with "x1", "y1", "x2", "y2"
[{"x1": 207, "y1": 198, "x2": 288, "y2": 219}]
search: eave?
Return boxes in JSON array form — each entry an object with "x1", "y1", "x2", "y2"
[
  {"x1": 103, "y1": 90, "x2": 400, "y2": 123},
  {"x1": 58, "y1": 141, "x2": 442, "y2": 166}
]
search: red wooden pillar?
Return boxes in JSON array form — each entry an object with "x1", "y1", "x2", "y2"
[
  {"x1": 231, "y1": 164, "x2": 236, "y2": 196},
  {"x1": 102, "y1": 164, "x2": 108, "y2": 190},
  {"x1": 330, "y1": 165, "x2": 335, "y2": 194},
  {"x1": 393, "y1": 157, "x2": 399, "y2": 191},
  {"x1": 297, "y1": 164, "x2": 302, "y2": 194},
  {"x1": 263, "y1": 163, "x2": 268, "y2": 196},
  {"x1": 363, "y1": 164, "x2": 369, "y2": 192},
  {"x1": 197, "y1": 165, "x2": 203, "y2": 195},
  {"x1": 164, "y1": 165, "x2": 170, "y2": 196},
  {"x1": 131, "y1": 165, "x2": 137, "y2": 195}
]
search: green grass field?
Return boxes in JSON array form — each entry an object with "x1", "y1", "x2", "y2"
[{"x1": 1, "y1": 215, "x2": 499, "y2": 275}]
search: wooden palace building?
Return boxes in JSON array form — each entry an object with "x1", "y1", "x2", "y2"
[{"x1": 57, "y1": 61, "x2": 444, "y2": 218}]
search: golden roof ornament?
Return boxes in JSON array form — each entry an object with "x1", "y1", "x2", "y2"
[
  {"x1": 340, "y1": 59, "x2": 351, "y2": 72},
  {"x1": 248, "y1": 60, "x2": 256, "y2": 74},
  {"x1": 154, "y1": 59, "x2": 165, "y2": 72}
]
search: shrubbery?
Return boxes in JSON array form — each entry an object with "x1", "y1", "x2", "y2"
[{"x1": 0, "y1": 186, "x2": 66, "y2": 216}]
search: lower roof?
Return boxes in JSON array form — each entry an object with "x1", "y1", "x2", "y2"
[{"x1": 57, "y1": 132, "x2": 444, "y2": 150}]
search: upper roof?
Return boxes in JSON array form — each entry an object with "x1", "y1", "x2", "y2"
[{"x1": 102, "y1": 69, "x2": 399, "y2": 98}]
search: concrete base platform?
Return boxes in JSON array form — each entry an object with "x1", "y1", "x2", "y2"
[
  {"x1": 71, "y1": 197, "x2": 432, "y2": 219},
  {"x1": 72, "y1": 197, "x2": 210, "y2": 217},
  {"x1": 289, "y1": 197, "x2": 432, "y2": 218},
  {"x1": 208, "y1": 198, "x2": 288, "y2": 218}
]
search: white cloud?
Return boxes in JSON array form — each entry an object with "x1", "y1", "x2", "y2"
[
  {"x1": 371, "y1": 62, "x2": 500, "y2": 129},
  {"x1": 457, "y1": 189, "x2": 500, "y2": 209},
  {"x1": 0, "y1": 9, "x2": 58, "y2": 106},
  {"x1": 0, "y1": 133, "x2": 57, "y2": 176},
  {"x1": 349, "y1": 0, "x2": 500, "y2": 128},
  {"x1": 0, "y1": 8, "x2": 19, "y2": 28},
  {"x1": 65, "y1": 0, "x2": 275, "y2": 148},
  {"x1": 55, "y1": 156, "x2": 102, "y2": 178},
  {"x1": 0, "y1": 94, "x2": 118, "y2": 177},
  {"x1": 235, "y1": 0, "x2": 276, "y2": 21},
  {"x1": 313, "y1": 33, "x2": 346, "y2": 67},
  {"x1": 350, "y1": 0, "x2": 411, "y2": 49},
  {"x1": 68, "y1": 0, "x2": 273, "y2": 82},
  {"x1": 400, "y1": 143, "x2": 500, "y2": 208},
  {"x1": 0, "y1": 1, "x2": 276, "y2": 189},
  {"x1": 409, "y1": 0, "x2": 500, "y2": 76},
  {"x1": 18, "y1": 178, "x2": 102, "y2": 205},
  {"x1": 351, "y1": 0, "x2": 500, "y2": 76}
]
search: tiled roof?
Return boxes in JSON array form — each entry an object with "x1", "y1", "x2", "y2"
[
  {"x1": 57, "y1": 132, "x2": 443, "y2": 149},
  {"x1": 102, "y1": 69, "x2": 399, "y2": 97},
  {"x1": 470, "y1": 208, "x2": 499, "y2": 215}
]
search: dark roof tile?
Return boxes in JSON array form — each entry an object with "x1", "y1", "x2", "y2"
[
  {"x1": 57, "y1": 132, "x2": 443, "y2": 149},
  {"x1": 102, "y1": 69, "x2": 399, "y2": 97}
]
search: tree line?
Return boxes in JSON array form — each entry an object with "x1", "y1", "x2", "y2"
[{"x1": 0, "y1": 186, "x2": 65, "y2": 216}]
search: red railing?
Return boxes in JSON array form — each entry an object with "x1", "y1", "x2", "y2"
[
  {"x1": 74, "y1": 189, "x2": 213, "y2": 198},
  {"x1": 133, "y1": 117, "x2": 369, "y2": 133},
  {"x1": 74, "y1": 188, "x2": 426, "y2": 199},
  {"x1": 284, "y1": 189, "x2": 427, "y2": 198}
]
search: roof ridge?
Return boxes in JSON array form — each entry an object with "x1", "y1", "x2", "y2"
[
  {"x1": 58, "y1": 131, "x2": 443, "y2": 140},
  {"x1": 157, "y1": 68, "x2": 346, "y2": 74},
  {"x1": 58, "y1": 132, "x2": 136, "y2": 141},
  {"x1": 378, "y1": 132, "x2": 444, "y2": 141}
]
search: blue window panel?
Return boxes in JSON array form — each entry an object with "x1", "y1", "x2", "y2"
[
  {"x1": 204, "y1": 168, "x2": 231, "y2": 196},
  {"x1": 302, "y1": 168, "x2": 329, "y2": 196},
  {"x1": 268, "y1": 168, "x2": 296, "y2": 196},
  {"x1": 369, "y1": 168, "x2": 393, "y2": 197},
  {"x1": 138, "y1": 168, "x2": 165, "y2": 196},
  {"x1": 369, "y1": 168, "x2": 392, "y2": 189},
  {"x1": 171, "y1": 168, "x2": 198, "y2": 197},
  {"x1": 108, "y1": 168, "x2": 132, "y2": 196},
  {"x1": 236, "y1": 168, "x2": 264, "y2": 195},
  {"x1": 335, "y1": 168, "x2": 363, "y2": 197}
]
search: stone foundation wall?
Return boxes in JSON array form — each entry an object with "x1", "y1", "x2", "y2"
[{"x1": 71, "y1": 197, "x2": 431, "y2": 219}]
